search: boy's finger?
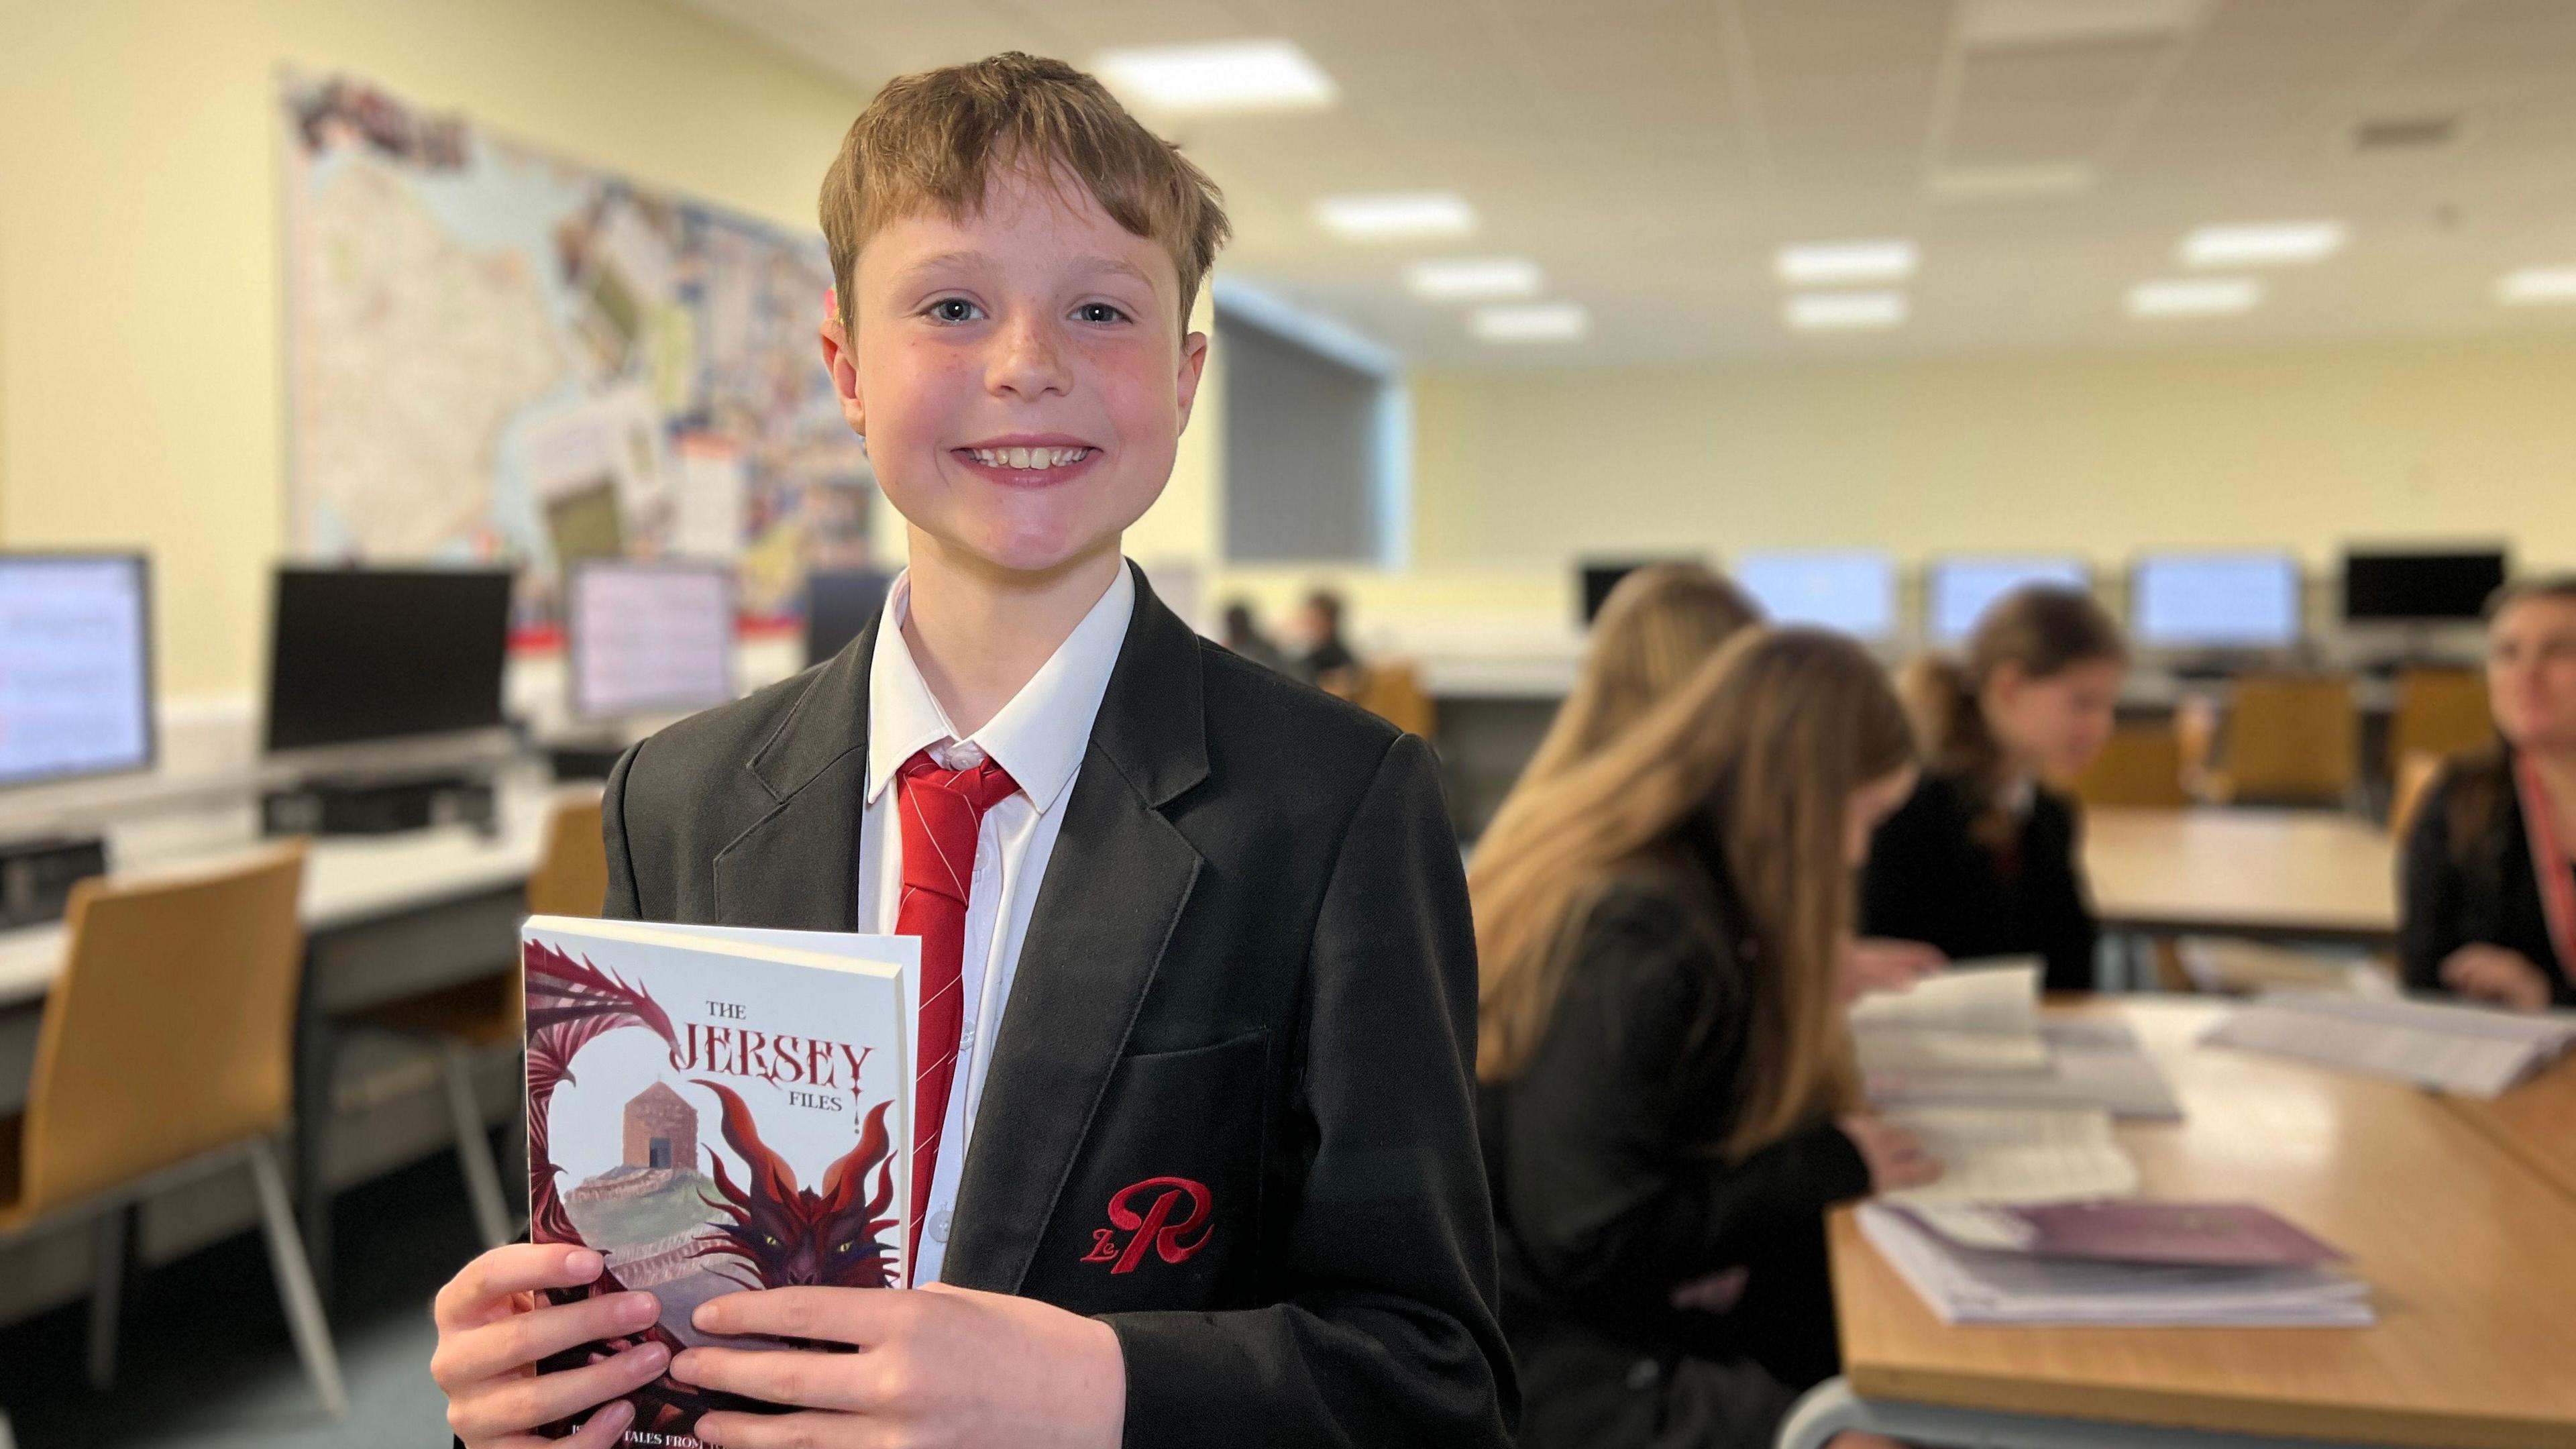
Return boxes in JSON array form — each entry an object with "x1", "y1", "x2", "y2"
[
  {"x1": 565, "y1": 1397, "x2": 638, "y2": 1448},
  {"x1": 669, "y1": 1345, "x2": 869, "y2": 1410},
  {"x1": 435, "y1": 1290, "x2": 661, "y2": 1386},
  {"x1": 693, "y1": 1285, "x2": 906, "y2": 1345},
  {"x1": 695, "y1": 1409, "x2": 871, "y2": 1449},
  {"x1": 449, "y1": 1341, "x2": 667, "y2": 1441},
  {"x1": 437, "y1": 1246, "x2": 605, "y2": 1331}
]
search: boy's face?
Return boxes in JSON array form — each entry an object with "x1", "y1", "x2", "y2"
[{"x1": 822, "y1": 165, "x2": 1208, "y2": 581}]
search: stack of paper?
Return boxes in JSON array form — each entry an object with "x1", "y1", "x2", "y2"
[
  {"x1": 1851, "y1": 958, "x2": 2049, "y2": 1079},
  {"x1": 1868, "y1": 1018, "x2": 2184, "y2": 1121},
  {"x1": 1878, "y1": 1106, "x2": 2141, "y2": 1205},
  {"x1": 1858, "y1": 1202, "x2": 2373, "y2": 1327},
  {"x1": 2200, "y1": 990, "x2": 2576, "y2": 1099}
]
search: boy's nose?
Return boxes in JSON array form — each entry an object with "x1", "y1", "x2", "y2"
[{"x1": 987, "y1": 317, "x2": 1071, "y2": 398}]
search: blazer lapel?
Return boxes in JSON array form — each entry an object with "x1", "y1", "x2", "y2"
[
  {"x1": 710, "y1": 616, "x2": 877, "y2": 931},
  {"x1": 943, "y1": 566, "x2": 1210, "y2": 1293}
]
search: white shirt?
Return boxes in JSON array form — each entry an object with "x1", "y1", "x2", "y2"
[{"x1": 857, "y1": 562, "x2": 1134, "y2": 1285}]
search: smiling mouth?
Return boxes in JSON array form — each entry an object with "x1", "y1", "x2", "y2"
[{"x1": 957, "y1": 445, "x2": 1093, "y2": 470}]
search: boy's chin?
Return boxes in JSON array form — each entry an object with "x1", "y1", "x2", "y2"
[{"x1": 918, "y1": 521, "x2": 1128, "y2": 582}]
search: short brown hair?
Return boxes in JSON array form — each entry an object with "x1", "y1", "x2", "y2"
[{"x1": 818, "y1": 52, "x2": 1231, "y2": 337}]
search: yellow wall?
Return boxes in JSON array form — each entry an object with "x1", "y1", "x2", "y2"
[
  {"x1": 1409, "y1": 334, "x2": 2576, "y2": 587},
  {"x1": 0, "y1": 0, "x2": 871, "y2": 696}
]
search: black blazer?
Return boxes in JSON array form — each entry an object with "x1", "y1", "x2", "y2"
[
  {"x1": 2401, "y1": 757, "x2": 2576, "y2": 1007},
  {"x1": 1479, "y1": 826, "x2": 1870, "y2": 1446},
  {"x1": 598, "y1": 564, "x2": 1513, "y2": 1446},
  {"x1": 1860, "y1": 773, "x2": 2099, "y2": 993}
]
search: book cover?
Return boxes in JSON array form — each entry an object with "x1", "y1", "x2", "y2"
[{"x1": 521, "y1": 915, "x2": 917, "y2": 1444}]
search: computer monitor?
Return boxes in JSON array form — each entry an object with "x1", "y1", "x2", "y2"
[
  {"x1": 2342, "y1": 549, "x2": 2508, "y2": 623},
  {"x1": 2129, "y1": 553, "x2": 2302, "y2": 649},
  {"x1": 1927, "y1": 556, "x2": 2092, "y2": 643},
  {"x1": 0, "y1": 553, "x2": 154, "y2": 790},
  {"x1": 1577, "y1": 559, "x2": 1705, "y2": 625},
  {"x1": 568, "y1": 561, "x2": 736, "y2": 720},
  {"x1": 1733, "y1": 551, "x2": 1897, "y2": 639},
  {"x1": 265, "y1": 567, "x2": 513, "y2": 752},
  {"x1": 804, "y1": 568, "x2": 894, "y2": 667}
]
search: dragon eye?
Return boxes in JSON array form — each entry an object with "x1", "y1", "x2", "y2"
[
  {"x1": 763, "y1": 1234, "x2": 781, "y2": 1248},
  {"x1": 833, "y1": 1240, "x2": 853, "y2": 1255}
]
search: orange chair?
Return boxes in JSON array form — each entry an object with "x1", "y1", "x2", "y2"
[
  {"x1": 0, "y1": 844, "x2": 345, "y2": 1413},
  {"x1": 2212, "y1": 676, "x2": 2359, "y2": 806},
  {"x1": 2390, "y1": 749, "x2": 2449, "y2": 841},
  {"x1": 2389, "y1": 668, "x2": 2491, "y2": 778},
  {"x1": 2065, "y1": 727, "x2": 2190, "y2": 810},
  {"x1": 1356, "y1": 661, "x2": 1438, "y2": 741}
]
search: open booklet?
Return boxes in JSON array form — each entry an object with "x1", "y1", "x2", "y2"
[
  {"x1": 2199, "y1": 989, "x2": 2576, "y2": 1099},
  {"x1": 1851, "y1": 957, "x2": 2050, "y2": 1077},
  {"x1": 1876, "y1": 1105, "x2": 2141, "y2": 1205},
  {"x1": 521, "y1": 916, "x2": 919, "y2": 1444}
]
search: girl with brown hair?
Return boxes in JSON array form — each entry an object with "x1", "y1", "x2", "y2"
[
  {"x1": 1861, "y1": 584, "x2": 2127, "y2": 993},
  {"x1": 2402, "y1": 575, "x2": 2576, "y2": 1010},
  {"x1": 1475, "y1": 629, "x2": 1936, "y2": 1449}
]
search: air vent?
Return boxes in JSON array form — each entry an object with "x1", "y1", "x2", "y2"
[{"x1": 2353, "y1": 115, "x2": 2459, "y2": 153}]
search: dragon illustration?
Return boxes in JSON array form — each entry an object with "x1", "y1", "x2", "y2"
[{"x1": 691, "y1": 1081, "x2": 900, "y2": 1290}]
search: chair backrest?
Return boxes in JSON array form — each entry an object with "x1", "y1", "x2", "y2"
[
  {"x1": 1357, "y1": 662, "x2": 1438, "y2": 740},
  {"x1": 18, "y1": 843, "x2": 307, "y2": 1218},
  {"x1": 2066, "y1": 726, "x2": 2191, "y2": 810},
  {"x1": 2390, "y1": 749, "x2": 2448, "y2": 841},
  {"x1": 2222, "y1": 676, "x2": 2358, "y2": 804},
  {"x1": 525, "y1": 794, "x2": 608, "y2": 919},
  {"x1": 2389, "y1": 667, "x2": 2492, "y2": 775}
]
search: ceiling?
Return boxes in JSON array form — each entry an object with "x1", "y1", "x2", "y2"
[{"x1": 678, "y1": 0, "x2": 2576, "y2": 368}]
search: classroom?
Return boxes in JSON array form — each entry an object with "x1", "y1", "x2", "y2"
[{"x1": 2, "y1": 1, "x2": 2574, "y2": 1446}]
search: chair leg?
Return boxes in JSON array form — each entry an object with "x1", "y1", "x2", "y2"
[
  {"x1": 85, "y1": 1203, "x2": 133, "y2": 1392},
  {"x1": 247, "y1": 1137, "x2": 350, "y2": 1419},
  {"x1": 441, "y1": 1041, "x2": 514, "y2": 1250}
]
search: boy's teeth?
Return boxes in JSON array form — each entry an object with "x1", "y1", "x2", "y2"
[{"x1": 970, "y1": 447, "x2": 1087, "y2": 468}]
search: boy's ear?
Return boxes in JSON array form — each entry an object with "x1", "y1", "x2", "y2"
[
  {"x1": 1173, "y1": 329, "x2": 1211, "y2": 435},
  {"x1": 818, "y1": 315, "x2": 867, "y2": 437}
]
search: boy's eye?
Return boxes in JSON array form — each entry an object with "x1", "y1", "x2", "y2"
[
  {"x1": 1073, "y1": 302, "x2": 1130, "y2": 325},
  {"x1": 926, "y1": 297, "x2": 983, "y2": 323}
]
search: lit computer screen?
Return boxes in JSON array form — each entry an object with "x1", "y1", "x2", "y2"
[
  {"x1": 1928, "y1": 557, "x2": 2092, "y2": 643},
  {"x1": 266, "y1": 567, "x2": 514, "y2": 752},
  {"x1": 804, "y1": 568, "x2": 894, "y2": 667},
  {"x1": 1734, "y1": 551, "x2": 1897, "y2": 639},
  {"x1": 0, "y1": 553, "x2": 154, "y2": 789},
  {"x1": 2342, "y1": 549, "x2": 2507, "y2": 623},
  {"x1": 568, "y1": 561, "x2": 736, "y2": 719},
  {"x1": 2130, "y1": 553, "x2": 2302, "y2": 648}
]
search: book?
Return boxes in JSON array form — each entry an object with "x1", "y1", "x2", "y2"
[
  {"x1": 1876, "y1": 1105, "x2": 2141, "y2": 1205},
  {"x1": 1866, "y1": 1018, "x2": 2185, "y2": 1121},
  {"x1": 2198, "y1": 989, "x2": 2576, "y2": 1099},
  {"x1": 1890, "y1": 1200, "x2": 2345, "y2": 1268},
  {"x1": 1857, "y1": 1203, "x2": 2373, "y2": 1327},
  {"x1": 521, "y1": 915, "x2": 918, "y2": 1444},
  {"x1": 1848, "y1": 957, "x2": 2043, "y2": 1036}
]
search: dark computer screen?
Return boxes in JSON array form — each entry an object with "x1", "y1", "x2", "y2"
[
  {"x1": 2342, "y1": 550, "x2": 2507, "y2": 623},
  {"x1": 265, "y1": 567, "x2": 513, "y2": 752},
  {"x1": 1579, "y1": 559, "x2": 1705, "y2": 625},
  {"x1": 0, "y1": 552, "x2": 154, "y2": 789},
  {"x1": 804, "y1": 568, "x2": 894, "y2": 666}
]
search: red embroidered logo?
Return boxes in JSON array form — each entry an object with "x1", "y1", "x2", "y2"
[{"x1": 1080, "y1": 1176, "x2": 1213, "y2": 1274}]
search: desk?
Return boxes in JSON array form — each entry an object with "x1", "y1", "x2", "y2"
[
  {"x1": 2443, "y1": 1055, "x2": 2576, "y2": 1205},
  {"x1": 2084, "y1": 808, "x2": 2398, "y2": 947},
  {"x1": 1790, "y1": 1000, "x2": 2576, "y2": 1448}
]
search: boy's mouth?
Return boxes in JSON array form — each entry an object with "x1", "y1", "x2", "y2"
[{"x1": 951, "y1": 439, "x2": 1100, "y2": 486}]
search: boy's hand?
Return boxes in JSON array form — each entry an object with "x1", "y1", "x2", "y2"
[
  {"x1": 672, "y1": 1283, "x2": 1124, "y2": 1449},
  {"x1": 431, "y1": 1243, "x2": 670, "y2": 1448}
]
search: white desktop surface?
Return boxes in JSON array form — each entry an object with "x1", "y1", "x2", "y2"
[{"x1": 0, "y1": 778, "x2": 587, "y2": 1009}]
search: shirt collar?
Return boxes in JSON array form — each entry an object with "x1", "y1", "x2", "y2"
[{"x1": 864, "y1": 562, "x2": 1136, "y2": 815}]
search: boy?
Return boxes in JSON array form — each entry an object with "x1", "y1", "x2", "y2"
[{"x1": 431, "y1": 52, "x2": 1513, "y2": 1449}]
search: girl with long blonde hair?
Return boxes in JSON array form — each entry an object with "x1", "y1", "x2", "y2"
[
  {"x1": 1474, "y1": 629, "x2": 1935, "y2": 1449},
  {"x1": 1519, "y1": 563, "x2": 1764, "y2": 788}
]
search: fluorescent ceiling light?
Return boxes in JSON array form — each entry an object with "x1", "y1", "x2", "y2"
[
  {"x1": 1406, "y1": 257, "x2": 1544, "y2": 301},
  {"x1": 1774, "y1": 239, "x2": 1918, "y2": 286},
  {"x1": 2127, "y1": 276, "x2": 2262, "y2": 317},
  {"x1": 1471, "y1": 302, "x2": 1589, "y2": 343},
  {"x1": 1960, "y1": 0, "x2": 2206, "y2": 48},
  {"x1": 1315, "y1": 191, "x2": 1477, "y2": 241},
  {"x1": 2496, "y1": 266, "x2": 2576, "y2": 305},
  {"x1": 1929, "y1": 164, "x2": 2094, "y2": 200},
  {"x1": 1784, "y1": 290, "x2": 1909, "y2": 331},
  {"x1": 2181, "y1": 221, "x2": 2347, "y2": 268},
  {"x1": 1095, "y1": 40, "x2": 1336, "y2": 113}
]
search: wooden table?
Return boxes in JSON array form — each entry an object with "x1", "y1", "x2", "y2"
[
  {"x1": 2084, "y1": 808, "x2": 2398, "y2": 947},
  {"x1": 1790, "y1": 1000, "x2": 2576, "y2": 1449},
  {"x1": 2443, "y1": 1055, "x2": 2576, "y2": 1205}
]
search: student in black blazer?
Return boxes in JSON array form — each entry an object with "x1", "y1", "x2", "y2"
[
  {"x1": 1474, "y1": 630, "x2": 1937, "y2": 1449},
  {"x1": 2402, "y1": 577, "x2": 2576, "y2": 1011},
  {"x1": 1863, "y1": 586, "x2": 2129, "y2": 993}
]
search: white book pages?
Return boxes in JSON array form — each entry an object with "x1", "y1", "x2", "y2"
[
  {"x1": 1857, "y1": 1205, "x2": 2374, "y2": 1328},
  {"x1": 1849, "y1": 958, "x2": 2043, "y2": 1036},
  {"x1": 1856, "y1": 1028, "x2": 2053, "y2": 1076},
  {"x1": 1878, "y1": 1106, "x2": 2140, "y2": 1205},
  {"x1": 2200, "y1": 991, "x2": 2576, "y2": 1099},
  {"x1": 1868, "y1": 1020, "x2": 2184, "y2": 1120}
]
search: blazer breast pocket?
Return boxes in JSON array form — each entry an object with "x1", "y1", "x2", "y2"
[{"x1": 1032, "y1": 1028, "x2": 1271, "y2": 1312}]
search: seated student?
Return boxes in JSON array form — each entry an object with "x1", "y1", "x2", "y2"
[
  {"x1": 1863, "y1": 586, "x2": 2127, "y2": 993},
  {"x1": 430, "y1": 53, "x2": 1511, "y2": 1449},
  {"x1": 1293, "y1": 588, "x2": 1362, "y2": 686},
  {"x1": 2402, "y1": 576, "x2": 2576, "y2": 1010},
  {"x1": 1517, "y1": 561, "x2": 1762, "y2": 788},
  {"x1": 1474, "y1": 629, "x2": 1938, "y2": 1449},
  {"x1": 1218, "y1": 599, "x2": 1291, "y2": 674}
]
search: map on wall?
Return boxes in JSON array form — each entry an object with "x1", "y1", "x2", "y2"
[{"x1": 279, "y1": 73, "x2": 871, "y2": 623}]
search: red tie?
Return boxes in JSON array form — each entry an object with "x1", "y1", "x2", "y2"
[{"x1": 894, "y1": 747, "x2": 1019, "y2": 1280}]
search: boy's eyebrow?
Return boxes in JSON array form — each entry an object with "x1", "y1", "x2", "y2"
[{"x1": 887, "y1": 250, "x2": 1164, "y2": 294}]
